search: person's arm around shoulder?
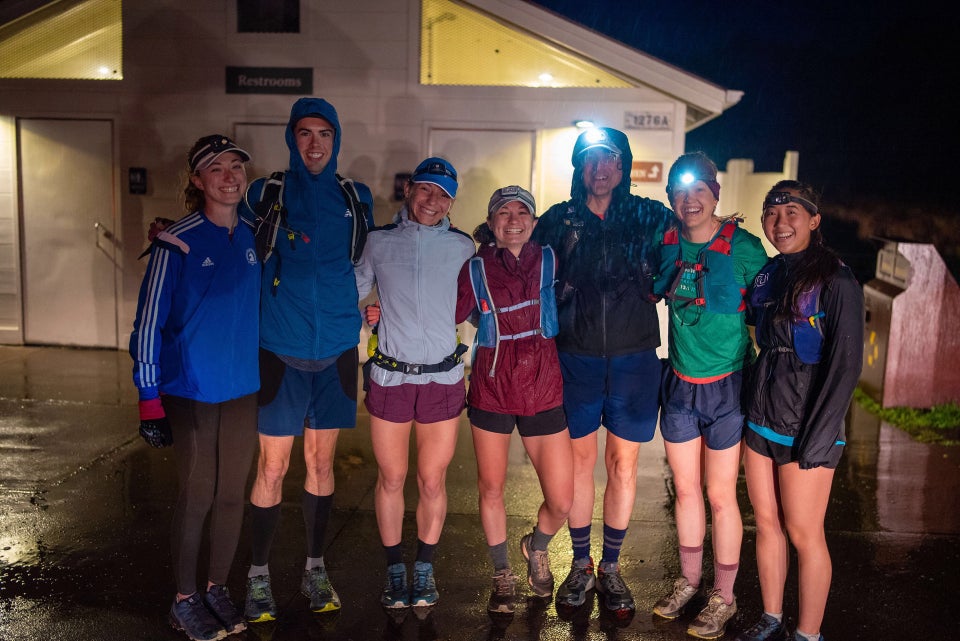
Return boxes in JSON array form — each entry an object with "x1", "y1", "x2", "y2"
[
  {"x1": 735, "y1": 227, "x2": 771, "y2": 287},
  {"x1": 456, "y1": 255, "x2": 479, "y2": 325}
]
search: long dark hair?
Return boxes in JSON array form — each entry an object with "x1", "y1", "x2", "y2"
[
  {"x1": 766, "y1": 180, "x2": 840, "y2": 322},
  {"x1": 182, "y1": 137, "x2": 207, "y2": 214}
]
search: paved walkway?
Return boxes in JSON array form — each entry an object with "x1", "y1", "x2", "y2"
[{"x1": 0, "y1": 346, "x2": 957, "y2": 640}]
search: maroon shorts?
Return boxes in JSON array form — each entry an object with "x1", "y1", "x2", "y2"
[{"x1": 364, "y1": 379, "x2": 466, "y2": 424}]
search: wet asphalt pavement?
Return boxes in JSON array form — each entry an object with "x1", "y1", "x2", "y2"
[{"x1": 0, "y1": 345, "x2": 957, "y2": 641}]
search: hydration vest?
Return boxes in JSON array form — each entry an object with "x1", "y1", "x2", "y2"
[
  {"x1": 750, "y1": 258, "x2": 825, "y2": 365},
  {"x1": 658, "y1": 220, "x2": 747, "y2": 314},
  {"x1": 248, "y1": 171, "x2": 370, "y2": 295},
  {"x1": 469, "y1": 246, "x2": 558, "y2": 377}
]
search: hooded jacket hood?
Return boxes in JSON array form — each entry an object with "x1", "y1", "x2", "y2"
[{"x1": 285, "y1": 97, "x2": 341, "y2": 178}]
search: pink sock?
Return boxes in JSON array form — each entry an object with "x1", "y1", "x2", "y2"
[
  {"x1": 713, "y1": 561, "x2": 739, "y2": 604},
  {"x1": 679, "y1": 544, "x2": 703, "y2": 588}
]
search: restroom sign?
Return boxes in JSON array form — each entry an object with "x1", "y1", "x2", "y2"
[{"x1": 631, "y1": 161, "x2": 663, "y2": 183}]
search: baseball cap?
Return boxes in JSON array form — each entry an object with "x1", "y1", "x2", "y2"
[
  {"x1": 190, "y1": 135, "x2": 251, "y2": 172},
  {"x1": 572, "y1": 127, "x2": 628, "y2": 165},
  {"x1": 411, "y1": 157, "x2": 458, "y2": 198},
  {"x1": 487, "y1": 185, "x2": 536, "y2": 217}
]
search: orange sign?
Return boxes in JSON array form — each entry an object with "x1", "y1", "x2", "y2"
[{"x1": 631, "y1": 161, "x2": 663, "y2": 183}]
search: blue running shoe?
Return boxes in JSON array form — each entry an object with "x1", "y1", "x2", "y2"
[
  {"x1": 203, "y1": 585, "x2": 246, "y2": 635},
  {"x1": 735, "y1": 613, "x2": 789, "y2": 641},
  {"x1": 170, "y1": 593, "x2": 226, "y2": 641},
  {"x1": 410, "y1": 561, "x2": 439, "y2": 607},
  {"x1": 381, "y1": 562, "x2": 410, "y2": 608}
]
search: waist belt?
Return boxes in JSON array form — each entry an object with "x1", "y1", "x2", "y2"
[{"x1": 371, "y1": 343, "x2": 468, "y2": 375}]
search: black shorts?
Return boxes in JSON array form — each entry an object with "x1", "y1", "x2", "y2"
[{"x1": 468, "y1": 405, "x2": 567, "y2": 437}]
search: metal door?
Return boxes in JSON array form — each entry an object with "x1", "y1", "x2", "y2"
[
  {"x1": 429, "y1": 128, "x2": 536, "y2": 238},
  {"x1": 18, "y1": 118, "x2": 118, "y2": 347}
]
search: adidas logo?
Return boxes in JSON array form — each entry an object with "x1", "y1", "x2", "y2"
[{"x1": 201, "y1": 257, "x2": 215, "y2": 267}]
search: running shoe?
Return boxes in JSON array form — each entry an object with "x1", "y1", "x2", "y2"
[
  {"x1": 381, "y1": 562, "x2": 410, "y2": 609},
  {"x1": 519, "y1": 532, "x2": 554, "y2": 597},
  {"x1": 410, "y1": 561, "x2": 439, "y2": 607},
  {"x1": 170, "y1": 593, "x2": 227, "y2": 641},
  {"x1": 596, "y1": 561, "x2": 635, "y2": 614},
  {"x1": 244, "y1": 575, "x2": 277, "y2": 623},
  {"x1": 301, "y1": 566, "x2": 341, "y2": 613},
  {"x1": 687, "y1": 590, "x2": 737, "y2": 639},
  {"x1": 487, "y1": 569, "x2": 518, "y2": 614},
  {"x1": 555, "y1": 557, "x2": 595, "y2": 608},
  {"x1": 735, "y1": 613, "x2": 790, "y2": 641},
  {"x1": 203, "y1": 585, "x2": 246, "y2": 635},
  {"x1": 652, "y1": 576, "x2": 698, "y2": 619}
]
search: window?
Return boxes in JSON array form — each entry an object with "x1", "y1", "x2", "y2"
[
  {"x1": 0, "y1": 0, "x2": 122, "y2": 80},
  {"x1": 420, "y1": 0, "x2": 631, "y2": 88},
  {"x1": 237, "y1": 0, "x2": 299, "y2": 33}
]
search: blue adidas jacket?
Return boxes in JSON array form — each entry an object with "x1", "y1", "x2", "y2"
[
  {"x1": 130, "y1": 212, "x2": 261, "y2": 403},
  {"x1": 240, "y1": 97, "x2": 375, "y2": 360}
]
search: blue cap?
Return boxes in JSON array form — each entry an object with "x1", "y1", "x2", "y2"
[{"x1": 412, "y1": 157, "x2": 458, "y2": 198}]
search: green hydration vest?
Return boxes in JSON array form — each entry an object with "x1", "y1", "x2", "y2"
[
  {"x1": 469, "y1": 246, "x2": 558, "y2": 377},
  {"x1": 658, "y1": 220, "x2": 747, "y2": 315}
]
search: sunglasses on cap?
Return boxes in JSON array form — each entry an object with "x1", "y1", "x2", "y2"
[
  {"x1": 190, "y1": 135, "x2": 249, "y2": 172},
  {"x1": 415, "y1": 161, "x2": 457, "y2": 180},
  {"x1": 763, "y1": 191, "x2": 819, "y2": 214}
]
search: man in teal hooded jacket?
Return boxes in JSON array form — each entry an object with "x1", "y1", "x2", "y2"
[{"x1": 239, "y1": 97, "x2": 375, "y2": 621}]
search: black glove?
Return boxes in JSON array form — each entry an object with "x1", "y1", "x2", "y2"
[{"x1": 139, "y1": 417, "x2": 173, "y2": 448}]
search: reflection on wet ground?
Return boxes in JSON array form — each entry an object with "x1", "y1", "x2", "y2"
[{"x1": 0, "y1": 346, "x2": 957, "y2": 640}]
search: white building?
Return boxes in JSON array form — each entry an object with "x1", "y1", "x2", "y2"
[{"x1": 0, "y1": 0, "x2": 794, "y2": 349}]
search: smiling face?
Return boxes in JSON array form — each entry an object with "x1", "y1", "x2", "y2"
[
  {"x1": 762, "y1": 187, "x2": 821, "y2": 254},
  {"x1": 581, "y1": 148, "x2": 624, "y2": 199},
  {"x1": 488, "y1": 200, "x2": 535, "y2": 256},
  {"x1": 670, "y1": 180, "x2": 719, "y2": 240},
  {"x1": 295, "y1": 116, "x2": 335, "y2": 174},
  {"x1": 190, "y1": 151, "x2": 247, "y2": 212},
  {"x1": 405, "y1": 181, "x2": 454, "y2": 226}
]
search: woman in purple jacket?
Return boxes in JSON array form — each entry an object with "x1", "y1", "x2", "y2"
[{"x1": 455, "y1": 186, "x2": 573, "y2": 615}]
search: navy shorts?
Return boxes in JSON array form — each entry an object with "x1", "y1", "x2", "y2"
[
  {"x1": 257, "y1": 348, "x2": 359, "y2": 436},
  {"x1": 659, "y1": 368, "x2": 744, "y2": 450},
  {"x1": 559, "y1": 350, "x2": 661, "y2": 443},
  {"x1": 365, "y1": 379, "x2": 466, "y2": 424},
  {"x1": 468, "y1": 405, "x2": 567, "y2": 437}
]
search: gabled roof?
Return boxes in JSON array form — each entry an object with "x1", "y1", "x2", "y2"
[{"x1": 469, "y1": 0, "x2": 743, "y2": 130}]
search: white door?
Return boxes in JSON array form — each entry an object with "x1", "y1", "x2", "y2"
[
  {"x1": 18, "y1": 118, "x2": 118, "y2": 347},
  {"x1": 429, "y1": 128, "x2": 536, "y2": 238}
]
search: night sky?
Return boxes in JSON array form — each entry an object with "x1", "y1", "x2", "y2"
[{"x1": 529, "y1": 1, "x2": 952, "y2": 211}]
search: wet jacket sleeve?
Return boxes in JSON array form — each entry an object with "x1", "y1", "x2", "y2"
[
  {"x1": 129, "y1": 244, "x2": 183, "y2": 401},
  {"x1": 354, "y1": 248, "x2": 376, "y2": 300},
  {"x1": 797, "y1": 268, "x2": 864, "y2": 468},
  {"x1": 456, "y1": 258, "x2": 478, "y2": 325}
]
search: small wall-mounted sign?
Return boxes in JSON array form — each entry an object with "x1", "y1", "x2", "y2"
[
  {"x1": 226, "y1": 67, "x2": 313, "y2": 94},
  {"x1": 631, "y1": 161, "x2": 663, "y2": 183},
  {"x1": 623, "y1": 111, "x2": 672, "y2": 130},
  {"x1": 129, "y1": 167, "x2": 147, "y2": 194}
]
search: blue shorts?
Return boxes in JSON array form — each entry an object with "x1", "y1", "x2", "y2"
[
  {"x1": 258, "y1": 349, "x2": 358, "y2": 436},
  {"x1": 559, "y1": 350, "x2": 661, "y2": 443},
  {"x1": 659, "y1": 368, "x2": 744, "y2": 450}
]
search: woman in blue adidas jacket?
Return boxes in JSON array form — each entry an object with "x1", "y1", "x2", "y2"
[
  {"x1": 130, "y1": 135, "x2": 260, "y2": 641},
  {"x1": 737, "y1": 181, "x2": 863, "y2": 641}
]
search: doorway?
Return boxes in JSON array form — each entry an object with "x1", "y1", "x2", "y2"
[{"x1": 18, "y1": 118, "x2": 118, "y2": 347}]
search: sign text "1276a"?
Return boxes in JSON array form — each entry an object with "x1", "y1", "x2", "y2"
[{"x1": 624, "y1": 112, "x2": 672, "y2": 130}]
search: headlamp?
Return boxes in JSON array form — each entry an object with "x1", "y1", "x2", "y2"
[{"x1": 763, "y1": 191, "x2": 818, "y2": 214}]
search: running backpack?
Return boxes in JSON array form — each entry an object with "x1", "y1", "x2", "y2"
[{"x1": 250, "y1": 171, "x2": 369, "y2": 265}]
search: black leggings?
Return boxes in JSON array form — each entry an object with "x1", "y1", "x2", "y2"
[{"x1": 165, "y1": 393, "x2": 258, "y2": 594}]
